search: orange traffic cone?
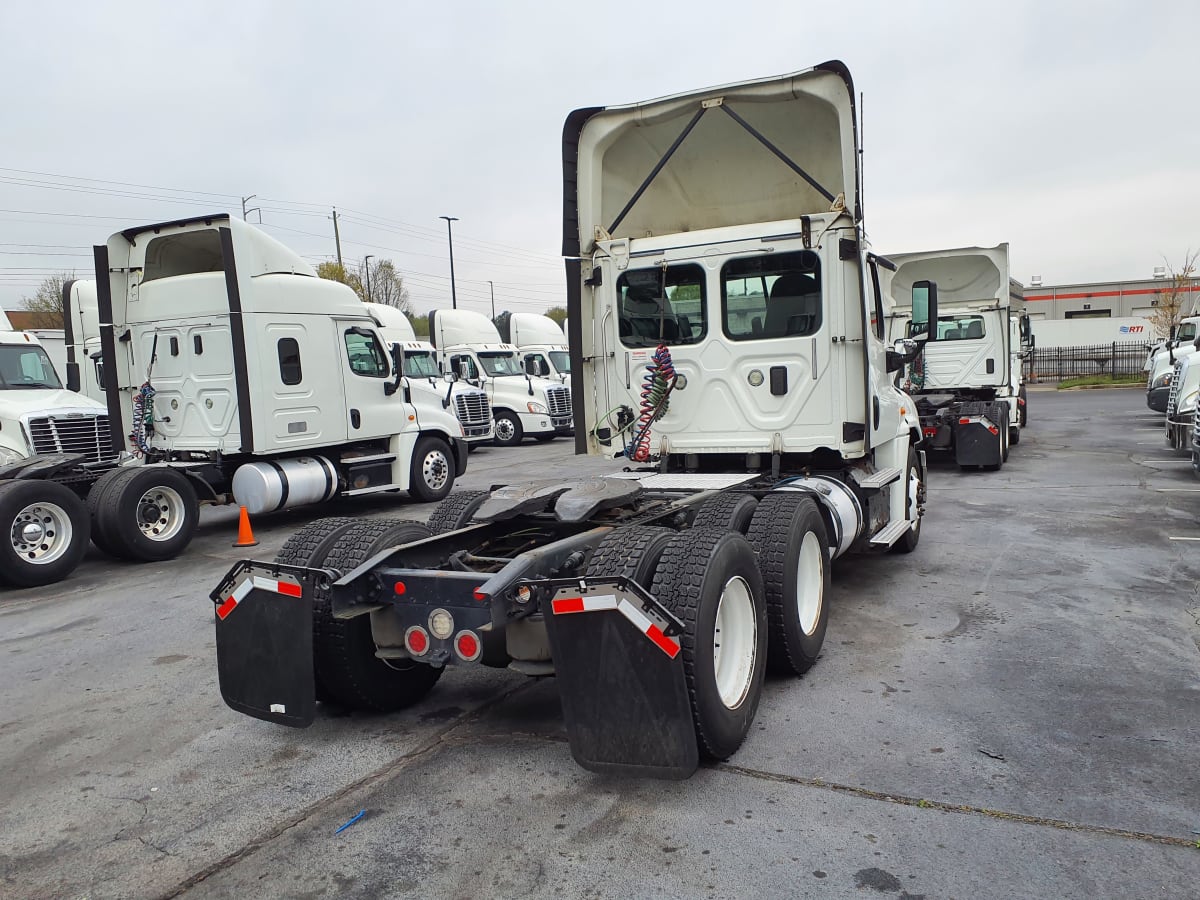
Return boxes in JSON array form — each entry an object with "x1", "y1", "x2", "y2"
[{"x1": 233, "y1": 505, "x2": 259, "y2": 548}]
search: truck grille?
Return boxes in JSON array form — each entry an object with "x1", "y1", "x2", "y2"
[
  {"x1": 454, "y1": 391, "x2": 491, "y2": 428},
  {"x1": 1167, "y1": 360, "x2": 1186, "y2": 416},
  {"x1": 546, "y1": 386, "x2": 571, "y2": 418},
  {"x1": 28, "y1": 415, "x2": 115, "y2": 464}
]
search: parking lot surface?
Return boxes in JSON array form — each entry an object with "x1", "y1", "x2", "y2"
[{"x1": 2, "y1": 390, "x2": 1199, "y2": 899}]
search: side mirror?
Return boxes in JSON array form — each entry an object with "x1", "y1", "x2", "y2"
[
  {"x1": 538, "y1": 359, "x2": 550, "y2": 377},
  {"x1": 384, "y1": 341, "x2": 403, "y2": 396},
  {"x1": 443, "y1": 371, "x2": 457, "y2": 384},
  {"x1": 524, "y1": 357, "x2": 538, "y2": 376},
  {"x1": 911, "y1": 280, "x2": 939, "y2": 341}
]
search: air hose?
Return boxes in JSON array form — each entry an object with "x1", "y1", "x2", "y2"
[{"x1": 626, "y1": 343, "x2": 676, "y2": 462}]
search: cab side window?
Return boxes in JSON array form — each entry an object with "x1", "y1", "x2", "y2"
[{"x1": 344, "y1": 329, "x2": 389, "y2": 377}]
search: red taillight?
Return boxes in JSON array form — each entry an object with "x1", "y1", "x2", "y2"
[
  {"x1": 959, "y1": 417, "x2": 970, "y2": 425},
  {"x1": 454, "y1": 630, "x2": 481, "y2": 662},
  {"x1": 987, "y1": 425, "x2": 999, "y2": 435},
  {"x1": 922, "y1": 426, "x2": 938, "y2": 436},
  {"x1": 473, "y1": 588, "x2": 488, "y2": 602},
  {"x1": 394, "y1": 581, "x2": 406, "y2": 595},
  {"x1": 405, "y1": 626, "x2": 429, "y2": 656}
]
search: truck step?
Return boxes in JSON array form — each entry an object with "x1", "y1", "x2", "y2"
[
  {"x1": 869, "y1": 519, "x2": 912, "y2": 547},
  {"x1": 854, "y1": 466, "x2": 902, "y2": 490},
  {"x1": 340, "y1": 452, "x2": 397, "y2": 465},
  {"x1": 341, "y1": 483, "x2": 403, "y2": 497}
]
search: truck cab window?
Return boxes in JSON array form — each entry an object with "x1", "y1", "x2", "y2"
[
  {"x1": 549, "y1": 350, "x2": 571, "y2": 373},
  {"x1": 911, "y1": 315, "x2": 985, "y2": 341},
  {"x1": 403, "y1": 351, "x2": 439, "y2": 378},
  {"x1": 277, "y1": 338, "x2": 302, "y2": 385},
  {"x1": 616, "y1": 264, "x2": 706, "y2": 348},
  {"x1": 142, "y1": 230, "x2": 225, "y2": 283},
  {"x1": 478, "y1": 352, "x2": 523, "y2": 377},
  {"x1": 721, "y1": 250, "x2": 822, "y2": 341},
  {"x1": 344, "y1": 329, "x2": 389, "y2": 377}
]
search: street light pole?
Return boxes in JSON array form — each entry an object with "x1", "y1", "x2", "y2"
[
  {"x1": 488, "y1": 280, "x2": 495, "y2": 319},
  {"x1": 440, "y1": 216, "x2": 459, "y2": 309},
  {"x1": 364, "y1": 254, "x2": 374, "y2": 302}
]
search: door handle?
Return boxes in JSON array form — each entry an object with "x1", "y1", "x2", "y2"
[{"x1": 350, "y1": 408, "x2": 361, "y2": 429}]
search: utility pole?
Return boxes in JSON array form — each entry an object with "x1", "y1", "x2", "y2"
[
  {"x1": 241, "y1": 195, "x2": 261, "y2": 223},
  {"x1": 332, "y1": 207, "x2": 343, "y2": 268},
  {"x1": 488, "y1": 280, "x2": 495, "y2": 319},
  {"x1": 364, "y1": 255, "x2": 374, "y2": 302},
  {"x1": 440, "y1": 216, "x2": 459, "y2": 309}
]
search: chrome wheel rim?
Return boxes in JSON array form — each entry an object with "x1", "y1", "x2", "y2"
[
  {"x1": 422, "y1": 449, "x2": 450, "y2": 492},
  {"x1": 137, "y1": 485, "x2": 186, "y2": 542},
  {"x1": 495, "y1": 418, "x2": 516, "y2": 442},
  {"x1": 713, "y1": 575, "x2": 757, "y2": 709},
  {"x1": 10, "y1": 501, "x2": 73, "y2": 565},
  {"x1": 795, "y1": 531, "x2": 824, "y2": 635}
]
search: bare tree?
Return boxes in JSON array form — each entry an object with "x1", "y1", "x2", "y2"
[
  {"x1": 362, "y1": 259, "x2": 411, "y2": 313},
  {"x1": 545, "y1": 306, "x2": 567, "y2": 326},
  {"x1": 20, "y1": 272, "x2": 74, "y2": 328},
  {"x1": 1149, "y1": 250, "x2": 1199, "y2": 339}
]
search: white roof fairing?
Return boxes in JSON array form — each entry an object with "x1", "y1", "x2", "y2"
[{"x1": 565, "y1": 62, "x2": 861, "y2": 257}]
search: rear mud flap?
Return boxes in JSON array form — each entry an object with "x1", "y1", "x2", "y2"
[
  {"x1": 954, "y1": 419, "x2": 1001, "y2": 467},
  {"x1": 539, "y1": 579, "x2": 698, "y2": 779},
  {"x1": 211, "y1": 564, "x2": 321, "y2": 728}
]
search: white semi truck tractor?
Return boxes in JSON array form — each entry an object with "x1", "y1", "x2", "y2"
[
  {"x1": 363, "y1": 302, "x2": 495, "y2": 446},
  {"x1": 209, "y1": 61, "x2": 937, "y2": 779},
  {"x1": 884, "y1": 244, "x2": 1031, "y2": 470},
  {"x1": 0, "y1": 215, "x2": 470, "y2": 589},
  {"x1": 493, "y1": 310, "x2": 572, "y2": 385},
  {"x1": 427, "y1": 308, "x2": 573, "y2": 445}
]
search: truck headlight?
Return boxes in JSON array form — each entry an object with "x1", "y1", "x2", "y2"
[
  {"x1": 527, "y1": 402, "x2": 548, "y2": 414},
  {"x1": 1154, "y1": 372, "x2": 1173, "y2": 389},
  {"x1": 1181, "y1": 390, "x2": 1199, "y2": 413},
  {"x1": 0, "y1": 447, "x2": 21, "y2": 467}
]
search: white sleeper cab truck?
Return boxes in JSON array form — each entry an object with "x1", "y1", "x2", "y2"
[
  {"x1": 427, "y1": 308, "x2": 572, "y2": 445},
  {"x1": 0, "y1": 321, "x2": 119, "y2": 587},
  {"x1": 1145, "y1": 316, "x2": 1199, "y2": 373},
  {"x1": 208, "y1": 61, "x2": 936, "y2": 779},
  {"x1": 493, "y1": 310, "x2": 572, "y2": 385},
  {"x1": 885, "y1": 244, "x2": 1031, "y2": 471},
  {"x1": 1147, "y1": 329, "x2": 1199, "y2": 413},
  {"x1": 1164, "y1": 342, "x2": 1200, "y2": 451},
  {"x1": 0, "y1": 215, "x2": 470, "y2": 590},
  {"x1": 363, "y1": 302, "x2": 495, "y2": 446}
]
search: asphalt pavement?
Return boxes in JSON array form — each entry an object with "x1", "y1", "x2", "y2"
[{"x1": 1, "y1": 393, "x2": 1198, "y2": 899}]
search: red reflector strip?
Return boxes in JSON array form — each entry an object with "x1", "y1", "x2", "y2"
[
  {"x1": 551, "y1": 592, "x2": 679, "y2": 658},
  {"x1": 275, "y1": 580, "x2": 302, "y2": 598},
  {"x1": 216, "y1": 596, "x2": 238, "y2": 620},
  {"x1": 645, "y1": 623, "x2": 681, "y2": 659},
  {"x1": 552, "y1": 596, "x2": 585, "y2": 614},
  {"x1": 216, "y1": 575, "x2": 301, "y2": 620},
  {"x1": 922, "y1": 427, "x2": 938, "y2": 436},
  {"x1": 959, "y1": 417, "x2": 971, "y2": 425}
]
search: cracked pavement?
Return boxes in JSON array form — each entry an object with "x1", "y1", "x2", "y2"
[{"x1": 2, "y1": 389, "x2": 1199, "y2": 898}]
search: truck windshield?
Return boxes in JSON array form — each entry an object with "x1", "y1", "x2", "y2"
[
  {"x1": 403, "y1": 351, "x2": 439, "y2": 378},
  {"x1": 1180, "y1": 323, "x2": 1197, "y2": 341},
  {"x1": 549, "y1": 350, "x2": 571, "y2": 374},
  {"x1": 0, "y1": 345, "x2": 62, "y2": 389},
  {"x1": 478, "y1": 352, "x2": 523, "y2": 376}
]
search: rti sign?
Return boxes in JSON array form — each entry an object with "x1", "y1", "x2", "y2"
[{"x1": 1119, "y1": 325, "x2": 1145, "y2": 334}]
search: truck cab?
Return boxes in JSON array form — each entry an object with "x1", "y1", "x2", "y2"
[
  {"x1": 428, "y1": 308, "x2": 572, "y2": 446},
  {"x1": 883, "y1": 245, "x2": 1030, "y2": 466},
  {"x1": 493, "y1": 311, "x2": 572, "y2": 386},
  {"x1": 363, "y1": 302, "x2": 495, "y2": 445}
]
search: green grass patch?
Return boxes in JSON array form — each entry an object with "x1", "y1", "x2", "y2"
[{"x1": 1056, "y1": 374, "x2": 1145, "y2": 389}]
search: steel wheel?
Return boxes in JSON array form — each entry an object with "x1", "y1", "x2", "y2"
[
  {"x1": 795, "y1": 531, "x2": 825, "y2": 636},
  {"x1": 421, "y1": 447, "x2": 450, "y2": 494},
  {"x1": 713, "y1": 575, "x2": 758, "y2": 709},
  {"x1": 494, "y1": 416, "x2": 517, "y2": 443},
  {"x1": 10, "y1": 500, "x2": 73, "y2": 565},
  {"x1": 137, "y1": 485, "x2": 187, "y2": 542}
]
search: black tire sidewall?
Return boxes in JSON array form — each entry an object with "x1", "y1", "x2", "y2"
[
  {"x1": 0, "y1": 480, "x2": 90, "y2": 587},
  {"x1": 106, "y1": 467, "x2": 200, "y2": 561},
  {"x1": 410, "y1": 436, "x2": 455, "y2": 502}
]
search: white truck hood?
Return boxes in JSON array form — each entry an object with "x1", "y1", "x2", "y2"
[
  {"x1": 564, "y1": 60, "x2": 860, "y2": 256},
  {"x1": 0, "y1": 388, "x2": 107, "y2": 417}
]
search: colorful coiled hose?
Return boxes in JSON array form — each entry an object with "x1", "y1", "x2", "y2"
[
  {"x1": 130, "y1": 381, "x2": 156, "y2": 456},
  {"x1": 627, "y1": 344, "x2": 676, "y2": 462}
]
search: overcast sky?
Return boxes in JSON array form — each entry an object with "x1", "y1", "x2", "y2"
[{"x1": 2, "y1": 1, "x2": 1196, "y2": 315}]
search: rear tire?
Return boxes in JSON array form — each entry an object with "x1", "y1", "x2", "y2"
[
  {"x1": 690, "y1": 492, "x2": 759, "y2": 534},
  {"x1": 95, "y1": 466, "x2": 199, "y2": 561},
  {"x1": 426, "y1": 490, "x2": 489, "y2": 535},
  {"x1": 585, "y1": 525, "x2": 675, "y2": 587},
  {"x1": 746, "y1": 494, "x2": 831, "y2": 675},
  {"x1": 274, "y1": 517, "x2": 359, "y2": 702},
  {"x1": 314, "y1": 520, "x2": 442, "y2": 712},
  {"x1": 408, "y1": 435, "x2": 455, "y2": 503},
  {"x1": 0, "y1": 480, "x2": 90, "y2": 588},
  {"x1": 650, "y1": 528, "x2": 767, "y2": 760},
  {"x1": 86, "y1": 467, "x2": 129, "y2": 557},
  {"x1": 493, "y1": 411, "x2": 523, "y2": 447}
]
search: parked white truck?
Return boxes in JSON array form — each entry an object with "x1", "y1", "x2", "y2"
[
  {"x1": 210, "y1": 61, "x2": 938, "y2": 779},
  {"x1": 427, "y1": 308, "x2": 572, "y2": 445},
  {"x1": 885, "y1": 244, "x2": 1031, "y2": 470},
  {"x1": 1146, "y1": 319, "x2": 1200, "y2": 412},
  {"x1": 493, "y1": 310, "x2": 571, "y2": 385},
  {"x1": 0, "y1": 215, "x2": 469, "y2": 589},
  {"x1": 363, "y1": 302, "x2": 495, "y2": 446}
]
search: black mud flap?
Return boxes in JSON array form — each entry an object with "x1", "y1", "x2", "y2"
[
  {"x1": 211, "y1": 562, "x2": 326, "y2": 728},
  {"x1": 953, "y1": 409, "x2": 1002, "y2": 467},
  {"x1": 539, "y1": 578, "x2": 698, "y2": 779}
]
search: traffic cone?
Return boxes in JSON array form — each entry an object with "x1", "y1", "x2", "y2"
[{"x1": 233, "y1": 505, "x2": 259, "y2": 548}]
